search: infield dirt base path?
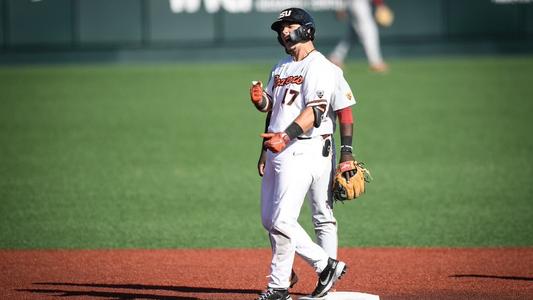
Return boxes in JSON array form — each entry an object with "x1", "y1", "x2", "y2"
[{"x1": 1, "y1": 248, "x2": 532, "y2": 300}]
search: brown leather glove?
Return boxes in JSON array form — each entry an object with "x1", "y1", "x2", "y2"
[{"x1": 333, "y1": 161, "x2": 372, "y2": 201}]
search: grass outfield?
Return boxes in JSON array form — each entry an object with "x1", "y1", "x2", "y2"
[{"x1": 1, "y1": 56, "x2": 532, "y2": 249}]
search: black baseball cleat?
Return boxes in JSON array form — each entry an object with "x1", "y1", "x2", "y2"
[
  {"x1": 257, "y1": 288, "x2": 292, "y2": 300},
  {"x1": 289, "y1": 269, "x2": 299, "y2": 288},
  {"x1": 311, "y1": 258, "x2": 347, "y2": 298}
]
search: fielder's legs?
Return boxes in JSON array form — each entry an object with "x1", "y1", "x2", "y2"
[
  {"x1": 329, "y1": 25, "x2": 357, "y2": 67},
  {"x1": 350, "y1": 0, "x2": 385, "y2": 67}
]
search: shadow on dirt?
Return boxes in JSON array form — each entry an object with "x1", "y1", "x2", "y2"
[
  {"x1": 16, "y1": 282, "x2": 266, "y2": 299},
  {"x1": 450, "y1": 274, "x2": 533, "y2": 281}
]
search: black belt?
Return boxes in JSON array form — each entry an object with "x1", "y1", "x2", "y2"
[{"x1": 297, "y1": 134, "x2": 331, "y2": 140}]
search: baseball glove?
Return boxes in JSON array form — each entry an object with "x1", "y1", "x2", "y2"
[
  {"x1": 374, "y1": 4, "x2": 394, "y2": 27},
  {"x1": 333, "y1": 160, "x2": 372, "y2": 202}
]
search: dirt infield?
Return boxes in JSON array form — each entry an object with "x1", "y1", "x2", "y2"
[{"x1": 1, "y1": 248, "x2": 532, "y2": 299}]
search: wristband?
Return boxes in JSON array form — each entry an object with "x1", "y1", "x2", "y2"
[
  {"x1": 256, "y1": 96, "x2": 268, "y2": 111},
  {"x1": 340, "y1": 135, "x2": 352, "y2": 147},
  {"x1": 284, "y1": 122, "x2": 304, "y2": 140}
]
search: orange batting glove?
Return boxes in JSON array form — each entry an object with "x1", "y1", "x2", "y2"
[
  {"x1": 250, "y1": 81, "x2": 263, "y2": 105},
  {"x1": 261, "y1": 132, "x2": 290, "y2": 153}
]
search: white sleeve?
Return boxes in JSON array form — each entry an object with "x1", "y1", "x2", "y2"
[{"x1": 332, "y1": 74, "x2": 356, "y2": 111}]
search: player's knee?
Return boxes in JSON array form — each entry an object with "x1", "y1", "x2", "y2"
[
  {"x1": 313, "y1": 220, "x2": 337, "y2": 234},
  {"x1": 271, "y1": 219, "x2": 293, "y2": 237},
  {"x1": 312, "y1": 213, "x2": 337, "y2": 226}
]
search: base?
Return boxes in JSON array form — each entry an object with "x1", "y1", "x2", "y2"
[{"x1": 298, "y1": 291, "x2": 380, "y2": 300}]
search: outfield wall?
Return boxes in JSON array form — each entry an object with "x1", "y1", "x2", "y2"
[{"x1": 1, "y1": 0, "x2": 532, "y2": 63}]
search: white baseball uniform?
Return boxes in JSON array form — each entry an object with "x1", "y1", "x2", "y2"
[
  {"x1": 306, "y1": 67, "x2": 356, "y2": 259},
  {"x1": 261, "y1": 50, "x2": 338, "y2": 289}
]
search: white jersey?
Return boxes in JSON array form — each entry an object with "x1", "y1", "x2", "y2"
[
  {"x1": 265, "y1": 51, "x2": 355, "y2": 138},
  {"x1": 265, "y1": 51, "x2": 336, "y2": 138}
]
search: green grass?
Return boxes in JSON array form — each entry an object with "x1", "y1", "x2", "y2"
[{"x1": 1, "y1": 56, "x2": 532, "y2": 249}]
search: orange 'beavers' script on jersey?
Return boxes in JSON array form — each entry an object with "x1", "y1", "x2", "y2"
[{"x1": 274, "y1": 75, "x2": 304, "y2": 87}]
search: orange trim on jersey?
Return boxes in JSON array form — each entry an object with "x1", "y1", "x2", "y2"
[{"x1": 307, "y1": 99, "x2": 327, "y2": 106}]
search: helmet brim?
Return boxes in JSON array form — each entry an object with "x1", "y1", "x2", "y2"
[
  {"x1": 271, "y1": 18, "x2": 298, "y2": 33},
  {"x1": 271, "y1": 21, "x2": 282, "y2": 32}
]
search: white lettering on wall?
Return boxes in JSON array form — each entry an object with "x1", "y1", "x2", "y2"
[
  {"x1": 204, "y1": 0, "x2": 253, "y2": 13},
  {"x1": 169, "y1": 0, "x2": 201, "y2": 13},
  {"x1": 170, "y1": 0, "x2": 345, "y2": 13}
]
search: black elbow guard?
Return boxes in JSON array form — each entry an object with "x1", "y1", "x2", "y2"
[{"x1": 312, "y1": 105, "x2": 325, "y2": 128}]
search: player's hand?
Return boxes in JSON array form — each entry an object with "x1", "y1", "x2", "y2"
[
  {"x1": 257, "y1": 149, "x2": 267, "y2": 177},
  {"x1": 338, "y1": 160, "x2": 357, "y2": 182},
  {"x1": 339, "y1": 153, "x2": 356, "y2": 180},
  {"x1": 261, "y1": 132, "x2": 290, "y2": 153},
  {"x1": 250, "y1": 81, "x2": 263, "y2": 105}
]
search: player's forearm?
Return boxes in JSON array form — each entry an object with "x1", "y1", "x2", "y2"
[
  {"x1": 278, "y1": 107, "x2": 317, "y2": 143},
  {"x1": 339, "y1": 123, "x2": 353, "y2": 151},
  {"x1": 262, "y1": 106, "x2": 325, "y2": 154},
  {"x1": 293, "y1": 106, "x2": 322, "y2": 133},
  {"x1": 337, "y1": 107, "x2": 355, "y2": 159}
]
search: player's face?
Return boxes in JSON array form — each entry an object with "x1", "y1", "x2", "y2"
[{"x1": 279, "y1": 23, "x2": 301, "y2": 49}]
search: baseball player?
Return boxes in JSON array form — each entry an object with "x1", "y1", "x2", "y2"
[
  {"x1": 256, "y1": 67, "x2": 357, "y2": 289},
  {"x1": 249, "y1": 8, "x2": 350, "y2": 300},
  {"x1": 329, "y1": 0, "x2": 390, "y2": 72}
]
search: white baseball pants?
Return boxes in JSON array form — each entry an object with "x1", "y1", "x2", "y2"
[{"x1": 261, "y1": 137, "x2": 332, "y2": 289}]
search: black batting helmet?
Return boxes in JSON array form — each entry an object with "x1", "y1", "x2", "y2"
[{"x1": 271, "y1": 8, "x2": 315, "y2": 44}]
